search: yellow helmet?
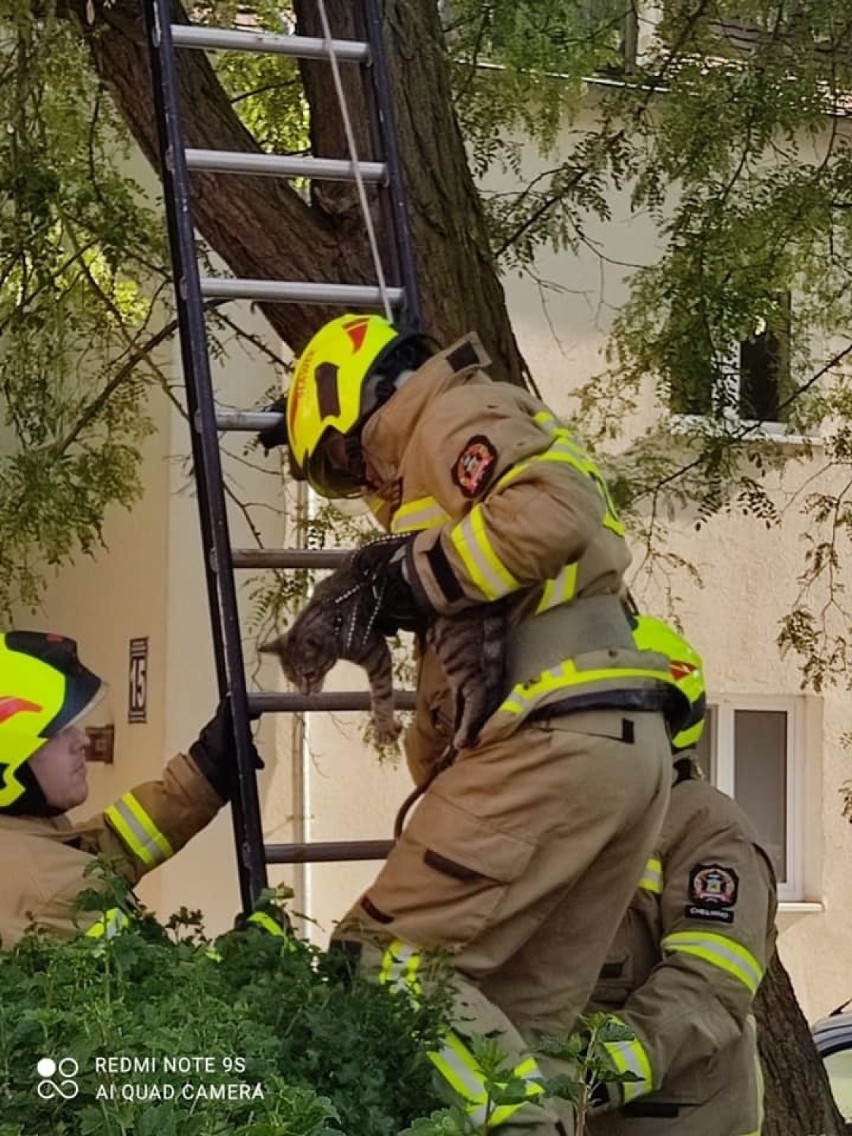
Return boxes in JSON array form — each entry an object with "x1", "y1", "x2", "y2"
[
  {"x1": 0, "y1": 631, "x2": 103, "y2": 810},
  {"x1": 287, "y1": 313, "x2": 433, "y2": 497},
  {"x1": 632, "y1": 615, "x2": 706, "y2": 752}
]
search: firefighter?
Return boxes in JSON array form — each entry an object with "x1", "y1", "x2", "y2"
[
  {"x1": 582, "y1": 616, "x2": 777, "y2": 1135},
  {"x1": 285, "y1": 314, "x2": 688, "y2": 1134},
  {"x1": 0, "y1": 630, "x2": 255, "y2": 947}
]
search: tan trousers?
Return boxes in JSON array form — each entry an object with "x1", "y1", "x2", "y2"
[{"x1": 333, "y1": 708, "x2": 671, "y2": 1134}]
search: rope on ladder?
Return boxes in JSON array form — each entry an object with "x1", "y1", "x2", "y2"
[{"x1": 316, "y1": 0, "x2": 394, "y2": 324}]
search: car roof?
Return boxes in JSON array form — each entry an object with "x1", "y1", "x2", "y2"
[{"x1": 812, "y1": 1011, "x2": 852, "y2": 1052}]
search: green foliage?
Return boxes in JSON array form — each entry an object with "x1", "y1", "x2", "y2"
[
  {"x1": 0, "y1": 0, "x2": 168, "y2": 616},
  {"x1": 0, "y1": 900, "x2": 446, "y2": 1135},
  {"x1": 536, "y1": 1012, "x2": 643, "y2": 1135},
  {"x1": 198, "y1": 0, "x2": 309, "y2": 155},
  {"x1": 398, "y1": 1012, "x2": 644, "y2": 1136}
]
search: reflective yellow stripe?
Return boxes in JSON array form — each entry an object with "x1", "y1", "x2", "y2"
[
  {"x1": 105, "y1": 793, "x2": 174, "y2": 868},
  {"x1": 745, "y1": 1013, "x2": 764, "y2": 1136},
  {"x1": 379, "y1": 939, "x2": 423, "y2": 997},
  {"x1": 498, "y1": 421, "x2": 625, "y2": 537},
  {"x1": 533, "y1": 410, "x2": 559, "y2": 431},
  {"x1": 450, "y1": 505, "x2": 519, "y2": 600},
  {"x1": 662, "y1": 931, "x2": 764, "y2": 995},
  {"x1": 639, "y1": 857, "x2": 663, "y2": 894},
  {"x1": 247, "y1": 911, "x2": 286, "y2": 937},
  {"x1": 379, "y1": 942, "x2": 542, "y2": 1127},
  {"x1": 603, "y1": 1017, "x2": 654, "y2": 1102},
  {"x1": 500, "y1": 661, "x2": 674, "y2": 716},
  {"x1": 391, "y1": 496, "x2": 450, "y2": 534},
  {"x1": 536, "y1": 563, "x2": 579, "y2": 613},
  {"x1": 428, "y1": 1033, "x2": 543, "y2": 1127},
  {"x1": 84, "y1": 907, "x2": 130, "y2": 940}
]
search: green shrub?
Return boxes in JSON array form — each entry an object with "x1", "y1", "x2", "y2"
[{"x1": 0, "y1": 906, "x2": 446, "y2": 1136}]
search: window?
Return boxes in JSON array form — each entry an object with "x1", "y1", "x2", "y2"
[
  {"x1": 671, "y1": 293, "x2": 792, "y2": 425},
  {"x1": 694, "y1": 696, "x2": 805, "y2": 901},
  {"x1": 586, "y1": 0, "x2": 639, "y2": 68}
]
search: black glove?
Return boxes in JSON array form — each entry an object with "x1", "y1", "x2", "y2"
[
  {"x1": 256, "y1": 395, "x2": 289, "y2": 454},
  {"x1": 351, "y1": 536, "x2": 431, "y2": 636},
  {"x1": 189, "y1": 698, "x2": 264, "y2": 801}
]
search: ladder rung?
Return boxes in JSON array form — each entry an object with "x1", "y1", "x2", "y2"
[
  {"x1": 232, "y1": 549, "x2": 349, "y2": 569},
  {"x1": 249, "y1": 691, "x2": 417, "y2": 713},
  {"x1": 200, "y1": 278, "x2": 404, "y2": 306},
  {"x1": 186, "y1": 150, "x2": 386, "y2": 183},
  {"x1": 215, "y1": 409, "x2": 283, "y2": 432},
  {"x1": 265, "y1": 840, "x2": 393, "y2": 864},
  {"x1": 171, "y1": 25, "x2": 370, "y2": 62}
]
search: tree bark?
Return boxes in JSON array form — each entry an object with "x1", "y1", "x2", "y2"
[
  {"x1": 64, "y1": 0, "x2": 525, "y2": 381},
  {"x1": 755, "y1": 951, "x2": 846, "y2": 1136}
]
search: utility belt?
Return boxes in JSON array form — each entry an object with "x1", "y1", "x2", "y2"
[
  {"x1": 622, "y1": 1101, "x2": 680, "y2": 1118},
  {"x1": 527, "y1": 687, "x2": 675, "y2": 726}
]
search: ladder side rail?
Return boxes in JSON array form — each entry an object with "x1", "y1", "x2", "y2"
[
  {"x1": 143, "y1": 0, "x2": 268, "y2": 909},
  {"x1": 362, "y1": 0, "x2": 422, "y2": 331}
]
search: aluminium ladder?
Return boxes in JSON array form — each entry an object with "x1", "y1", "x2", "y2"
[{"x1": 142, "y1": 0, "x2": 420, "y2": 913}]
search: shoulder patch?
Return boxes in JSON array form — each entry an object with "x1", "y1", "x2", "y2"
[
  {"x1": 452, "y1": 435, "x2": 497, "y2": 498},
  {"x1": 685, "y1": 862, "x2": 739, "y2": 925}
]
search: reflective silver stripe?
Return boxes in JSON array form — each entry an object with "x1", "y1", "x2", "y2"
[
  {"x1": 603, "y1": 1017, "x2": 654, "y2": 1102},
  {"x1": 105, "y1": 793, "x2": 174, "y2": 868},
  {"x1": 378, "y1": 939, "x2": 422, "y2": 997},
  {"x1": 85, "y1": 907, "x2": 130, "y2": 940},
  {"x1": 450, "y1": 506, "x2": 518, "y2": 600},
  {"x1": 536, "y1": 563, "x2": 579, "y2": 613},
  {"x1": 428, "y1": 1034, "x2": 543, "y2": 1128},
  {"x1": 429, "y1": 1033, "x2": 489, "y2": 1118},
  {"x1": 391, "y1": 496, "x2": 450, "y2": 533},
  {"x1": 639, "y1": 856, "x2": 663, "y2": 894},
  {"x1": 662, "y1": 931, "x2": 764, "y2": 995},
  {"x1": 747, "y1": 1013, "x2": 763, "y2": 1136}
]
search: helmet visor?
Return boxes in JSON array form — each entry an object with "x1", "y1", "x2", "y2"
[{"x1": 75, "y1": 684, "x2": 115, "y2": 764}]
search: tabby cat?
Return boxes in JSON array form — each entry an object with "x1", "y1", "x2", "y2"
[{"x1": 260, "y1": 551, "x2": 508, "y2": 750}]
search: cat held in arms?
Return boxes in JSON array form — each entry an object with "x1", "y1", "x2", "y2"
[{"x1": 260, "y1": 540, "x2": 509, "y2": 751}]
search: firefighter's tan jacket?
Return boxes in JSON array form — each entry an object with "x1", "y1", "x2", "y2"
[
  {"x1": 586, "y1": 762, "x2": 778, "y2": 1136},
  {"x1": 360, "y1": 334, "x2": 680, "y2": 781},
  {"x1": 0, "y1": 752, "x2": 223, "y2": 949}
]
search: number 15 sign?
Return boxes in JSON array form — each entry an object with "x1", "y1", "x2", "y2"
[{"x1": 128, "y1": 638, "x2": 148, "y2": 724}]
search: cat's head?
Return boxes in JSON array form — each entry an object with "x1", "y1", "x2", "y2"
[{"x1": 260, "y1": 628, "x2": 336, "y2": 695}]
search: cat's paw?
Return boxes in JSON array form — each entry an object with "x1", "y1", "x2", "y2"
[{"x1": 374, "y1": 717, "x2": 403, "y2": 746}]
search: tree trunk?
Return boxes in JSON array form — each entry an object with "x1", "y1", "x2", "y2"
[
  {"x1": 62, "y1": 0, "x2": 526, "y2": 381},
  {"x1": 755, "y1": 951, "x2": 846, "y2": 1136}
]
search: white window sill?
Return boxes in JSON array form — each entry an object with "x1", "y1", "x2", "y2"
[
  {"x1": 778, "y1": 901, "x2": 825, "y2": 914},
  {"x1": 667, "y1": 413, "x2": 821, "y2": 448}
]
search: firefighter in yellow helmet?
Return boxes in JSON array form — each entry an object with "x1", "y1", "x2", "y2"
[
  {"x1": 0, "y1": 631, "x2": 258, "y2": 947},
  {"x1": 285, "y1": 314, "x2": 689, "y2": 1134},
  {"x1": 578, "y1": 616, "x2": 778, "y2": 1135}
]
